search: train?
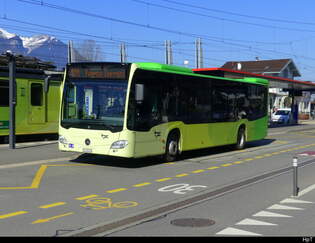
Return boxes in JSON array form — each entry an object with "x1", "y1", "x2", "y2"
[{"x1": 0, "y1": 66, "x2": 63, "y2": 143}]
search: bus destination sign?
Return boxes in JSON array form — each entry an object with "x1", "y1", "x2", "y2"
[{"x1": 69, "y1": 64, "x2": 127, "y2": 80}]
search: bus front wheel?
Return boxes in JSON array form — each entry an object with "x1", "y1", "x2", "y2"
[
  {"x1": 165, "y1": 132, "x2": 180, "y2": 162},
  {"x1": 235, "y1": 127, "x2": 246, "y2": 150}
]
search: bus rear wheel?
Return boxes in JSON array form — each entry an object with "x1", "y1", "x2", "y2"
[
  {"x1": 165, "y1": 132, "x2": 180, "y2": 162},
  {"x1": 235, "y1": 127, "x2": 246, "y2": 150}
]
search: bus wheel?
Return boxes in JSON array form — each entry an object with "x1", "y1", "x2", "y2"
[
  {"x1": 235, "y1": 127, "x2": 246, "y2": 150},
  {"x1": 165, "y1": 132, "x2": 180, "y2": 162}
]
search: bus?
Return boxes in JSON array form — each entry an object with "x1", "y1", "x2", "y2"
[
  {"x1": 0, "y1": 67, "x2": 62, "y2": 142},
  {"x1": 58, "y1": 62, "x2": 268, "y2": 161}
]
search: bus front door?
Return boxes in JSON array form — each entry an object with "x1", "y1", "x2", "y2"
[{"x1": 134, "y1": 128, "x2": 162, "y2": 157}]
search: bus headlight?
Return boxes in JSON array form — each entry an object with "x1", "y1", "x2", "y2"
[
  {"x1": 111, "y1": 140, "x2": 128, "y2": 149},
  {"x1": 59, "y1": 135, "x2": 68, "y2": 144}
]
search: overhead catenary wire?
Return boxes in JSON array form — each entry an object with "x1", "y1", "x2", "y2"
[
  {"x1": 161, "y1": 0, "x2": 315, "y2": 26},
  {"x1": 132, "y1": 0, "x2": 315, "y2": 34},
  {"x1": 6, "y1": 0, "x2": 315, "y2": 77},
  {"x1": 13, "y1": 1, "x2": 315, "y2": 63}
]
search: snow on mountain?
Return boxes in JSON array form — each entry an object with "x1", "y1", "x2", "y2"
[
  {"x1": 21, "y1": 35, "x2": 58, "y2": 53},
  {"x1": 0, "y1": 28, "x2": 17, "y2": 39},
  {"x1": 0, "y1": 28, "x2": 67, "y2": 69}
]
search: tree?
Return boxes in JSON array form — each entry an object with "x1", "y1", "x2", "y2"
[{"x1": 74, "y1": 40, "x2": 103, "y2": 62}]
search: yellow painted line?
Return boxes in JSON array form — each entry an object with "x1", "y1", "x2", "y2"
[
  {"x1": 0, "y1": 211, "x2": 28, "y2": 219},
  {"x1": 175, "y1": 173, "x2": 189, "y2": 177},
  {"x1": 192, "y1": 169, "x2": 205, "y2": 173},
  {"x1": 0, "y1": 186, "x2": 35, "y2": 190},
  {"x1": 274, "y1": 140, "x2": 289, "y2": 144},
  {"x1": 244, "y1": 158, "x2": 254, "y2": 161},
  {"x1": 47, "y1": 164, "x2": 92, "y2": 167},
  {"x1": 133, "y1": 182, "x2": 151, "y2": 187},
  {"x1": 221, "y1": 163, "x2": 233, "y2": 167},
  {"x1": 75, "y1": 194, "x2": 99, "y2": 200},
  {"x1": 0, "y1": 164, "x2": 90, "y2": 190},
  {"x1": 233, "y1": 161, "x2": 243, "y2": 164},
  {"x1": 0, "y1": 165, "x2": 49, "y2": 190},
  {"x1": 32, "y1": 212, "x2": 74, "y2": 224},
  {"x1": 208, "y1": 166, "x2": 219, "y2": 170},
  {"x1": 155, "y1": 177, "x2": 172, "y2": 182},
  {"x1": 254, "y1": 156, "x2": 264, "y2": 159},
  {"x1": 39, "y1": 202, "x2": 66, "y2": 209},
  {"x1": 106, "y1": 188, "x2": 128, "y2": 193},
  {"x1": 30, "y1": 165, "x2": 49, "y2": 189}
]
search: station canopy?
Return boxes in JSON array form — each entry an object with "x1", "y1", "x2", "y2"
[{"x1": 193, "y1": 68, "x2": 315, "y2": 92}]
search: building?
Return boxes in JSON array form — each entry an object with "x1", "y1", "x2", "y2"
[{"x1": 221, "y1": 58, "x2": 301, "y2": 79}]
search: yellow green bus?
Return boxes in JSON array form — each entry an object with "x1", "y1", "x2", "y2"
[
  {"x1": 0, "y1": 68, "x2": 62, "y2": 142},
  {"x1": 58, "y1": 62, "x2": 268, "y2": 161}
]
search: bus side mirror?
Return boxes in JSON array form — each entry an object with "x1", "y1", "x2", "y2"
[
  {"x1": 135, "y1": 84, "x2": 144, "y2": 103},
  {"x1": 44, "y1": 75, "x2": 51, "y2": 93}
]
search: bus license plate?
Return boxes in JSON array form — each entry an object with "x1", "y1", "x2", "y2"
[{"x1": 82, "y1": 148, "x2": 92, "y2": 153}]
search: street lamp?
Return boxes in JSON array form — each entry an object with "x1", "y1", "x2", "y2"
[{"x1": 5, "y1": 50, "x2": 16, "y2": 149}]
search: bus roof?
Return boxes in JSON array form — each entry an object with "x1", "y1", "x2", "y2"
[{"x1": 136, "y1": 62, "x2": 268, "y2": 86}]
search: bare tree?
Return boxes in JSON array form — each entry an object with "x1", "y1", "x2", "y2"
[{"x1": 74, "y1": 40, "x2": 103, "y2": 62}]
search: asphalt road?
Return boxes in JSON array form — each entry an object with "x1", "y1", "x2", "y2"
[{"x1": 1, "y1": 123, "x2": 315, "y2": 236}]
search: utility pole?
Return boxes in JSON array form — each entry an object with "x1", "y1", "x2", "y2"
[
  {"x1": 68, "y1": 40, "x2": 73, "y2": 63},
  {"x1": 6, "y1": 51, "x2": 16, "y2": 149},
  {"x1": 195, "y1": 38, "x2": 203, "y2": 69},
  {"x1": 120, "y1": 42, "x2": 127, "y2": 63},
  {"x1": 165, "y1": 40, "x2": 173, "y2": 65}
]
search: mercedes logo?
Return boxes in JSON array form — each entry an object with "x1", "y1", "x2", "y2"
[{"x1": 85, "y1": 139, "x2": 91, "y2": 146}]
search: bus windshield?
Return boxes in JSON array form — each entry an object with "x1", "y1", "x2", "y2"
[{"x1": 61, "y1": 78, "x2": 128, "y2": 132}]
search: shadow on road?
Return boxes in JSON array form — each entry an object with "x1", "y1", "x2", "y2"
[{"x1": 70, "y1": 138, "x2": 275, "y2": 168}]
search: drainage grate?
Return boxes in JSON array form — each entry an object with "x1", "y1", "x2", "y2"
[{"x1": 170, "y1": 218, "x2": 215, "y2": 227}]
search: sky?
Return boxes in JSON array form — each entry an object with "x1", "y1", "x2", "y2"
[{"x1": 1, "y1": 0, "x2": 315, "y2": 81}]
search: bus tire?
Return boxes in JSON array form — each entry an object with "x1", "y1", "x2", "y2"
[
  {"x1": 165, "y1": 131, "x2": 180, "y2": 162},
  {"x1": 235, "y1": 127, "x2": 246, "y2": 150}
]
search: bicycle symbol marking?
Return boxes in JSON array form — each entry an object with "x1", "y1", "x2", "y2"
[{"x1": 80, "y1": 197, "x2": 138, "y2": 210}]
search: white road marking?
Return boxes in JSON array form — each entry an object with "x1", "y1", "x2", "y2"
[
  {"x1": 0, "y1": 157, "x2": 73, "y2": 170},
  {"x1": 253, "y1": 210, "x2": 292, "y2": 218},
  {"x1": 236, "y1": 218, "x2": 277, "y2": 226},
  {"x1": 280, "y1": 198, "x2": 313, "y2": 204},
  {"x1": 216, "y1": 227, "x2": 262, "y2": 236},
  {"x1": 297, "y1": 184, "x2": 315, "y2": 198},
  {"x1": 267, "y1": 204, "x2": 304, "y2": 210}
]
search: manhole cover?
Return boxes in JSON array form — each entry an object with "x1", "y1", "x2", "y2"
[{"x1": 170, "y1": 218, "x2": 215, "y2": 227}]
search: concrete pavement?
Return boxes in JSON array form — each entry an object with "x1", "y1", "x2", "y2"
[
  {"x1": 0, "y1": 141, "x2": 80, "y2": 166},
  {"x1": 1, "y1": 121, "x2": 315, "y2": 236},
  {"x1": 1, "y1": 119, "x2": 315, "y2": 165},
  {"x1": 107, "y1": 149, "x2": 315, "y2": 237}
]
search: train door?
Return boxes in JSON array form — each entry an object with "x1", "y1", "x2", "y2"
[{"x1": 28, "y1": 82, "x2": 46, "y2": 124}]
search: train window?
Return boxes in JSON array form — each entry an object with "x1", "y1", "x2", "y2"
[
  {"x1": 31, "y1": 83, "x2": 43, "y2": 106},
  {"x1": 0, "y1": 80, "x2": 9, "y2": 106}
]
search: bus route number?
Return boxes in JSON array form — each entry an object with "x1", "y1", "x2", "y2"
[{"x1": 158, "y1": 183, "x2": 207, "y2": 195}]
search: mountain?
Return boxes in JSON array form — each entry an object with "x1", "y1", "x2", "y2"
[{"x1": 0, "y1": 28, "x2": 67, "y2": 69}]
